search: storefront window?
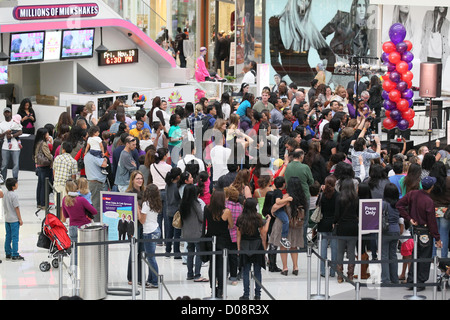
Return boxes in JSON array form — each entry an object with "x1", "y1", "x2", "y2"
[{"x1": 171, "y1": 0, "x2": 197, "y2": 68}]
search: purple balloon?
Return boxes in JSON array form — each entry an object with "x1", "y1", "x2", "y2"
[
  {"x1": 396, "y1": 42, "x2": 408, "y2": 53},
  {"x1": 408, "y1": 62, "x2": 413, "y2": 70},
  {"x1": 402, "y1": 89, "x2": 414, "y2": 100},
  {"x1": 407, "y1": 98, "x2": 414, "y2": 107},
  {"x1": 397, "y1": 81, "x2": 408, "y2": 92},
  {"x1": 402, "y1": 51, "x2": 414, "y2": 63},
  {"x1": 389, "y1": 71, "x2": 401, "y2": 83},
  {"x1": 384, "y1": 61, "x2": 397, "y2": 72},
  {"x1": 382, "y1": 52, "x2": 389, "y2": 62},
  {"x1": 382, "y1": 90, "x2": 389, "y2": 100},
  {"x1": 384, "y1": 100, "x2": 396, "y2": 111},
  {"x1": 390, "y1": 109, "x2": 402, "y2": 121},
  {"x1": 398, "y1": 119, "x2": 410, "y2": 130},
  {"x1": 389, "y1": 23, "x2": 407, "y2": 44}
]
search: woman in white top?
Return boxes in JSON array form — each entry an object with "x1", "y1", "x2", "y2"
[
  {"x1": 138, "y1": 183, "x2": 162, "y2": 288},
  {"x1": 150, "y1": 147, "x2": 172, "y2": 243},
  {"x1": 149, "y1": 97, "x2": 171, "y2": 133},
  {"x1": 220, "y1": 92, "x2": 231, "y2": 120},
  {"x1": 85, "y1": 101, "x2": 98, "y2": 126}
]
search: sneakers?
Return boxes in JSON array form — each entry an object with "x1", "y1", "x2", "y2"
[
  {"x1": 11, "y1": 255, "x2": 24, "y2": 262},
  {"x1": 280, "y1": 238, "x2": 291, "y2": 249}
]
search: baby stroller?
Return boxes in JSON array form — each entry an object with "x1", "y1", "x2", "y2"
[{"x1": 37, "y1": 213, "x2": 71, "y2": 272}]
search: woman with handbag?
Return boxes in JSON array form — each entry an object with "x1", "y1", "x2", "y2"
[
  {"x1": 180, "y1": 184, "x2": 208, "y2": 282},
  {"x1": 33, "y1": 128, "x2": 54, "y2": 210},
  {"x1": 164, "y1": 168, "x2": 182, "y2": 258},
  {"x1": 317, "y1": 175, "x2": 339, "y2": 278}
]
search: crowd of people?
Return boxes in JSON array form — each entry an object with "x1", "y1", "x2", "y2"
[{"x1": 1, "y1": 70, "x2": 447, "y2": 298}]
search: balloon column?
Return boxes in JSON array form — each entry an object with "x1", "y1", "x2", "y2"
[{"x1": 381, "y1": 23, "x2": 415, "y2": 131}]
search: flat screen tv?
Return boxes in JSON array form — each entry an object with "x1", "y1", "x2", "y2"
[
  {"x1": 0, "y1": 66, "x2": 7, "y2": 85},
  {"x1": 9, "y1": 31, "x2": 45, "y2": 64},
  {"x1": 60, "y1": 28, "x2": 95, "y2": 60}
]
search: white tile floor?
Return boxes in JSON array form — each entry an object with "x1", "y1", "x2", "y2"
[{"x1": 0, "y1": 170, "x2": 446, "y2": 301}]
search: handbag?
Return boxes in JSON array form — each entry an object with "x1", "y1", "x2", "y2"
[
  {"x1": 172, "y1": 210, "x2": 182, "y2": 229},
  {"x1": 310, "y1": 192, "x2": 323, "y2": 223},
  {"x1": 36, "y1": 143, "x2": 52, "y2": 167}
]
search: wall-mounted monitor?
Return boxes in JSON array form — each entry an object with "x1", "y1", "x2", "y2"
[
  {"x1": 44, "y1": 30, "x2": 62, "y2": 61},
  {"x1": 0, "y1": 66, "x2": 8, "y2": 85},
  {"x1": 60, "y1": 28, "x2": 95, "y2": 60},
  {"x1": 9, "y1": 31, "x2": 45, "y2": 64}
]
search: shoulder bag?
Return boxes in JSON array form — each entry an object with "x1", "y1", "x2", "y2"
[
  {"x1": 310, "y1": 192, "x2": 323, "y2": 224},
  {"x1": 172, "y1": 210, "x2": 182, "y2": 229}
]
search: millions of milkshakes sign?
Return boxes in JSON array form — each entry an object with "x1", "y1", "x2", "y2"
[{"x1": 13, "y1": 3, "x2": 99, "y2": 20}]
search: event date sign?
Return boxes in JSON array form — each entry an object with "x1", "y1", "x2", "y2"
[{"x1": 98, "y1": 49, "x2": 139, "y2": 66}]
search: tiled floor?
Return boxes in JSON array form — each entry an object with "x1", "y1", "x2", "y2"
[{"x1": 0, "y1": 170, "x2": 447, "y2": 301}]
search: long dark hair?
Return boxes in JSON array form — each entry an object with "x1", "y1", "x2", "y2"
[
  {"x1": 286, "y1": 177, "x2": 307, "y2": 218},
  {"x1": 33, "y1": 127, "x2": 49, "y2": 158},
  {"x1": 429, "y1": 161, "x2": 447, "y2": 195},
  {"x1": 148, "y1": 96, "x2": 161, "y2": 123},
  {"x1": 323, "y1": 175, "x2": 337, "y2": 199},
  {"x1": 236, "y1": 198, "x2": 262, "y2": 236},
  {"x1": 358, "y1": 182, "x2": 372, "y2": 199},
  {"x1": 180, "y1": 184, "x2": 199, "y2": 218},
  {"x1": 338, "y1": 178, "x2": 358, "y2": 208},
  {"x1": 433, "y1": 6, "x2": 448, "y2": 33},
  {"x1": 368, "y1": 164, "x2": 388, "y2": 190},
  {"x1": 403, "y1": 163, "x2": 422, "y2": 194},
  {"x1": 383, "y1": 183, "x2": 399, "y2": 209},
  {"x1": 18, "y1": 98, "x2": 33, "y2": 114},
  {"x1": 208, "y1": 190, "x2": 226, "y2": 221}
]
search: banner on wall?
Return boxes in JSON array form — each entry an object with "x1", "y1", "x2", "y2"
[
  {"x1": 382, "y1": 5, "x2": 450, "y2": 93},
  {"x1": 265, "y1": 0, "x2": 379, "y2": 87},
  {"x1": 100, "y1": 192, "x2": 138, "y2": 241}
]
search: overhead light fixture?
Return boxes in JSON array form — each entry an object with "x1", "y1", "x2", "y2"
[
  {"x1": 0, "y1": 34, "x2": 9, "y2": 61},
  {"x1": 95, "y1": 27, "x2": 108, "y2": 53}
]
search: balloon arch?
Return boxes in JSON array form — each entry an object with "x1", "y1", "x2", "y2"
[{"x1": 381, "y1": 23, "x2": 415, "y2": 131}]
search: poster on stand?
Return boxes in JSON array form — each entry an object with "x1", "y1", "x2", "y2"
[{"x1": 100, "y1": 192, "x2": 138, "y2": 241}]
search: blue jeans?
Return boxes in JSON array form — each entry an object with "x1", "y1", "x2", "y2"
[
  {"x1": 165, "y1": 214, "x2": 181, "y2": 254},
  {"x1": 5, "y1": 221, "x2": 20, "y2": 256},
  {"x1": 274, "y1": 209, "x2": 289, "y2": 238},
  {"x1": 319, "y1": 232, "x2": 337, "y2": 277},
  {"x1": 381, "y1": 231, "x2": 399, "y2": 284},
  {"x1": 434, "y1": 217, "x2": 450, "y2": 258},
  {"x1": 1, "y1": 149, "x2": 20, "y2": 179},
  {"x1": 68, "y1": 225, "x2": 79, "y2": 265},
  {"x1": 157, "y1": 190, "x2": 167, "y2": 244},
  {"x1": 36, "y1": 166, "x2": 53, "y2": 207},
  {"x1": 187, "y1": 242, "x2": 202, "y2": 279},
  {"x1": 144, "y1": 227, "x2": 161, "y2": 286},
  {"x1": 242, "y1": 262, "x2": 262, "y2": 298}
]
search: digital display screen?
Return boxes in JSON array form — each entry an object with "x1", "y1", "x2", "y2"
[
  {"x1": 98, "y1": 49, "x2": 139, "y2": 66},
  {"x1": 9, "y1": 31, "x2": 45, "y2": 63},
  {"x1": 61, "y1": 28, "x2": 94, "y2": 59},
  {"x1": 44, "y1": 30, "x2": 62, "y2": 61},
  {"x1": 0, "y1": 66, "x2": 8, "y2": 85}
]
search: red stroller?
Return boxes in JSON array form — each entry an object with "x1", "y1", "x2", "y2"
[{"x1": 37, "y1": 213, "x2": 72, "y2": 272}]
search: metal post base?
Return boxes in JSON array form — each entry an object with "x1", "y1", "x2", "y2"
[
  {"x1": 310, "y1": 294, "x2": 328, "y2": 300},
  {"x1": 404, "y1": 294, "x2": 426, "y2": 300}
]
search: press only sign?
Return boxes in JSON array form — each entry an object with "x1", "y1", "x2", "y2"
[
  {"x1": 13, "y1": 3, "x2": 99, "y2": 20},
  {"x1": 357, "y1": 199, "x2": 382, "y2": 282}
]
